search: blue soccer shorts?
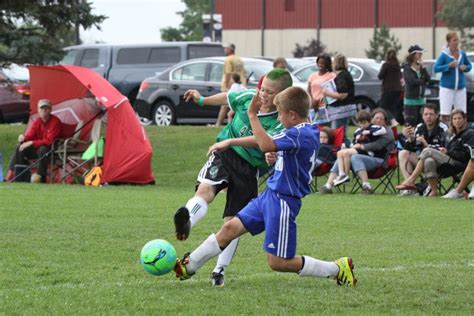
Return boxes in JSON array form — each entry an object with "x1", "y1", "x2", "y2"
[{"x1": 236, "y1": 189, "x2": 301, "y2": 259}]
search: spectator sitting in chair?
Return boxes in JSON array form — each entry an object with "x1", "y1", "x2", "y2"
[
  {"x1": 320, "y1": 108, "x2": 394, "y2": 194},
  {"x1": 396, "y1": 109, "x2": 474, "y2": 196},
  {"x1": 314, "y1": 126, "x2": 337, "y2": 169},
  {"x1": 398, "y1": 103, "x2": 448, "y2": 196},
  {"x1": 6, "y1": 99, "x2": 62, "y2": 183}
]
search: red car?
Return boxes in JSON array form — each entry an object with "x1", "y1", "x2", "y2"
[{"x1": 0, "y1": 63, "x2": 30, "y2": 123}]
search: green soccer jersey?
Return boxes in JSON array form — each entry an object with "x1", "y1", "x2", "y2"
[{"x1": 216, "y1": 90, "x2": 284, "y2": 170}]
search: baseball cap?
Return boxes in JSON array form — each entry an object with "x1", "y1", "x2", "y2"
[
  {"x1": 38, "y1": 99, "x2": 52, "y2": 108},
  {"x1": 223, "y1": 43, "x2": 235, "y2": 51},
  {"x1": 408, "y1": 45, "x2": 426, "y2": 54}
]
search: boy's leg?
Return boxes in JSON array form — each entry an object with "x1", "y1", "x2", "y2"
[
  {"x1": 211, "y1": 216, "x2": 240, "y2": 286},
  {"x1": 175, "y1": 217, "x2": 248, "y2": 279},
  {"x1": 210, "y1": 157, "x2": 258, "y2": 286},
  {"x1": 174, "y1": 151, "x2": 229, "y2": 240},
  {"x1": 262, "y1": 191, "x2": 356, "y2": 286}
]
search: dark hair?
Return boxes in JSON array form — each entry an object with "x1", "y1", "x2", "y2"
[
  {"x1": 421, "y1": 103, "x2": 439, "y2": 115},
  {"x1": 274, "y1": 86, "x2": 310, "y2": 118},
  {"x1": 449, "y1": 109, "x2": 467, "y2": 135},
  {"x1": 385, "y1": 48, "x2": 399, "y2": 64},
  {"x1": 316, "y1": 53, "x2": 332, "y2": 72},
  {"x1": 320, "y1": 126, "x2": 334, "y2": 144},
  {"x1": 356, "y1": 110, "x2": 371, "y2": 123},
  {"x1": 232, "y1": 73, "x2": 241, "y2": 84},
  {"x1": 406, "y1": 53, "x2": 416, "y2": 65},
  {"x1": 371, "y1": 107, "x2": 389, "y2": 126}
]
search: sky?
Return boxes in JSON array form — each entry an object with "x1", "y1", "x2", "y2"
[{"x1": 81, "y1": 0, "x2": 185, "y2": 44}]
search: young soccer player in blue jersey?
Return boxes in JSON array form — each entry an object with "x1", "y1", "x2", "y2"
[{"x1": 174, "y1": 86, "x2": 357, "y2": 286}]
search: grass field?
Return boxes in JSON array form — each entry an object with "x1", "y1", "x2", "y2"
[{"x1": 1, "y1": 125, "x2": 473, "y2": 314}]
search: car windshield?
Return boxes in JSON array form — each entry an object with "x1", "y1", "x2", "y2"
[{"x1": 1, "y1": 64, "x2": 29, "y2": 81}]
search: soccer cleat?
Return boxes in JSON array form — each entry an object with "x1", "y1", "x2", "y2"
[
  {"x1": 333, "y1": 174, "x2": 350, "y2": 187},
  {"x1": 210, "y1": 271, "x2": 225, "y2": 287},
  {"x1": 335, "y1": 257, "x2": 357, "y2": 286},
  {"x1": 174, "y1": 206, "x2": 191, "y2": 241},
  {"x1": 174, "y1": 253, "x2": 194, "y2": 280}
]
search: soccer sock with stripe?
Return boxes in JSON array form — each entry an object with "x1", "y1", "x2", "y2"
[
  {"x1": 213, "y1": 237, "x2": 240, "y2": 275},
  {"x1": 186, "y1": 196, "x2": 208, "y2": 227},
  {"x1": 187, "y1": 233, "x2": 222, "y2": 274},
  {"x1": 298, "y1": 256, "x2": 339, "y2": 278}
]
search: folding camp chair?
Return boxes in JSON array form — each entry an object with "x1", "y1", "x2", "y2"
[
  {"x1": 350, "y1": 148, "x2": 398, "y2": 194},
  {"x1": 54, "y1": 118, "x2": 103, "y2": 183},
  {"x1": 311, "y1": 125, "x2": 344, "y2": 193}
]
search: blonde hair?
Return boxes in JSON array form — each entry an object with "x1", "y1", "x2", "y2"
[
  {"x1": 274, "y1": 86, "x2": 310, "y2": 118},
  {"x1": 333, "y1": 53, "x2": 348, "y2": 71}
]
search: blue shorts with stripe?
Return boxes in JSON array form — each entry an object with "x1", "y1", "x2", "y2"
[{"x1": 236, "y1": 189, "x2": 301, "y2": 259}]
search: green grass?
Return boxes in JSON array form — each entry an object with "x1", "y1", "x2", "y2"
[{"x1": 1, "y1": 125, "x2": 473, "y2": 314}]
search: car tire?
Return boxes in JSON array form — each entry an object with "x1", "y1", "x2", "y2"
[
  {"x1": 351, "y1": 97, "x2": 375, "y2": 125},
  {"x1": 152, "y1": 101, "x2": 176, "y2": 126}
]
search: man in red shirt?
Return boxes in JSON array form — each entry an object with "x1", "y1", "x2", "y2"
[{"x1": 7, "y1": 99, "x2": 62, "y2": 183}]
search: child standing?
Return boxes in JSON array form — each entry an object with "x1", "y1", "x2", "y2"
[{"x1": 174, "y1": 86, "x2": 357, "y2": 287}]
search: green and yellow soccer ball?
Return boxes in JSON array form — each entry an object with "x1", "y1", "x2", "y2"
[{"x1": 140, "y1": 239, "x2": 177, "y2": 276}]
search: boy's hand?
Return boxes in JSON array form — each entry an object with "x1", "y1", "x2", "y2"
[
  {"x1": 248, "y1": 90, "x2": 262, "y2": 117},
  {"x1": 207, "y1": 139, "x2": 230, "y2": 156},
  {"x1": 362, "y1": 130, "x2": 370, "y2": 135},
  {"x1": 265, "y1": 152, "x2": 277, "y2": 165},
  {"x1": 184, "y1": 90, "x2": 201, "y2": 103}
]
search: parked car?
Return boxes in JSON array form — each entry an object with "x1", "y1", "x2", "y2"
[
  {"x1": 0, "y1": 63, "x2": 30, "y2": 123},
  {"x1": 423, "y1": 58, "x2": 474, "y2": 122},
  {"x1": 292, "y1": 58, "x2": 383, "y2": 116},
  {"x1": 136, "y1": 57, "x2": 306, "y2": 126},
  {"x1": 253, "y1": 57, "x2": 312, "y2": 72},
  {"x1": 60, "y1": 42, "x2": 225, "y2": 105}
]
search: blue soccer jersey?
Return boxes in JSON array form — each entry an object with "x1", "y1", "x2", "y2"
[{"x1": 266, "y1": 123, "x2": 320, "y2": 198}]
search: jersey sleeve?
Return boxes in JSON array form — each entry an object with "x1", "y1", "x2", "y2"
[
  {"x1": 227, "y1": 89, "x2": 256, "y2": 112},
  {"x1": 273, "y1": 127, "x2": 299, "y2": 152}
]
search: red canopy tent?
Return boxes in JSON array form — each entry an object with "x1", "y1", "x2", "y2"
[{"x1": 28, "y1": 65, "x2": 155, "y2": 184}]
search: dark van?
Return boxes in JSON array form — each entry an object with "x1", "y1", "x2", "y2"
[{"x1": 60, "y1": 42, "x2": 224, "y2": 104}]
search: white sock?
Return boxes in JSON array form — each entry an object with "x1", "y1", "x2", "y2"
[
  {"x1": 186, "y1": 196, "x2": 208, "y2": 227},
  {"x1": 338, "y1": 171, "x2": 346, "y2": 177},
  {"x1": 213, "y1": 237, "x2": 240, "y2": 274},
  {"x1": 187, "y1": 234, "x2": 222, "y2": 274},
  {"x1": 298, "y1": 256, "x2": 339, "y2": 278},
  {"x1": 363, "y1": 182, "x2": 371, "y2": 188}
]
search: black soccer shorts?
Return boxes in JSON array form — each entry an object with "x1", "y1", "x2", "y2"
[{"x1": 197, "y1": 148, "x2": 258, "y2": 217}]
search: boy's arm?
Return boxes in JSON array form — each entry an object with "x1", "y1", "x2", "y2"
[
  {"x1": 248, "y1": 92, "x2": 277, "y2": 153},
  {"x1": 184, "y1": 89, "x2": 228, "y2": 106},
  {"x1": 207, "y1": 136, "x2": 258, "y2": 156}
]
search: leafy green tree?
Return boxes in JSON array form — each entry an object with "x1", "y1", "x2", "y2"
[
  {"x1": 0, "y1": 0, "x2": 106, "y2": 65},
  {"x1": 365, "y1": 25, "x2": 401, "y2": 60},
  {"x1": 438, "y1": 0, "x2": 474, "y2": 50},
  {"x1": 293, "y1": 39, "x2": 328, "y2": 57},
  {"x1": 160, "y1": 0, "x2": 211, "y2": 41}
]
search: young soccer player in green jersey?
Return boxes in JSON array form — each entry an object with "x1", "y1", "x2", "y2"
[{"x1": 174, "y1": 69, "x2": 292, "y2": 287}]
